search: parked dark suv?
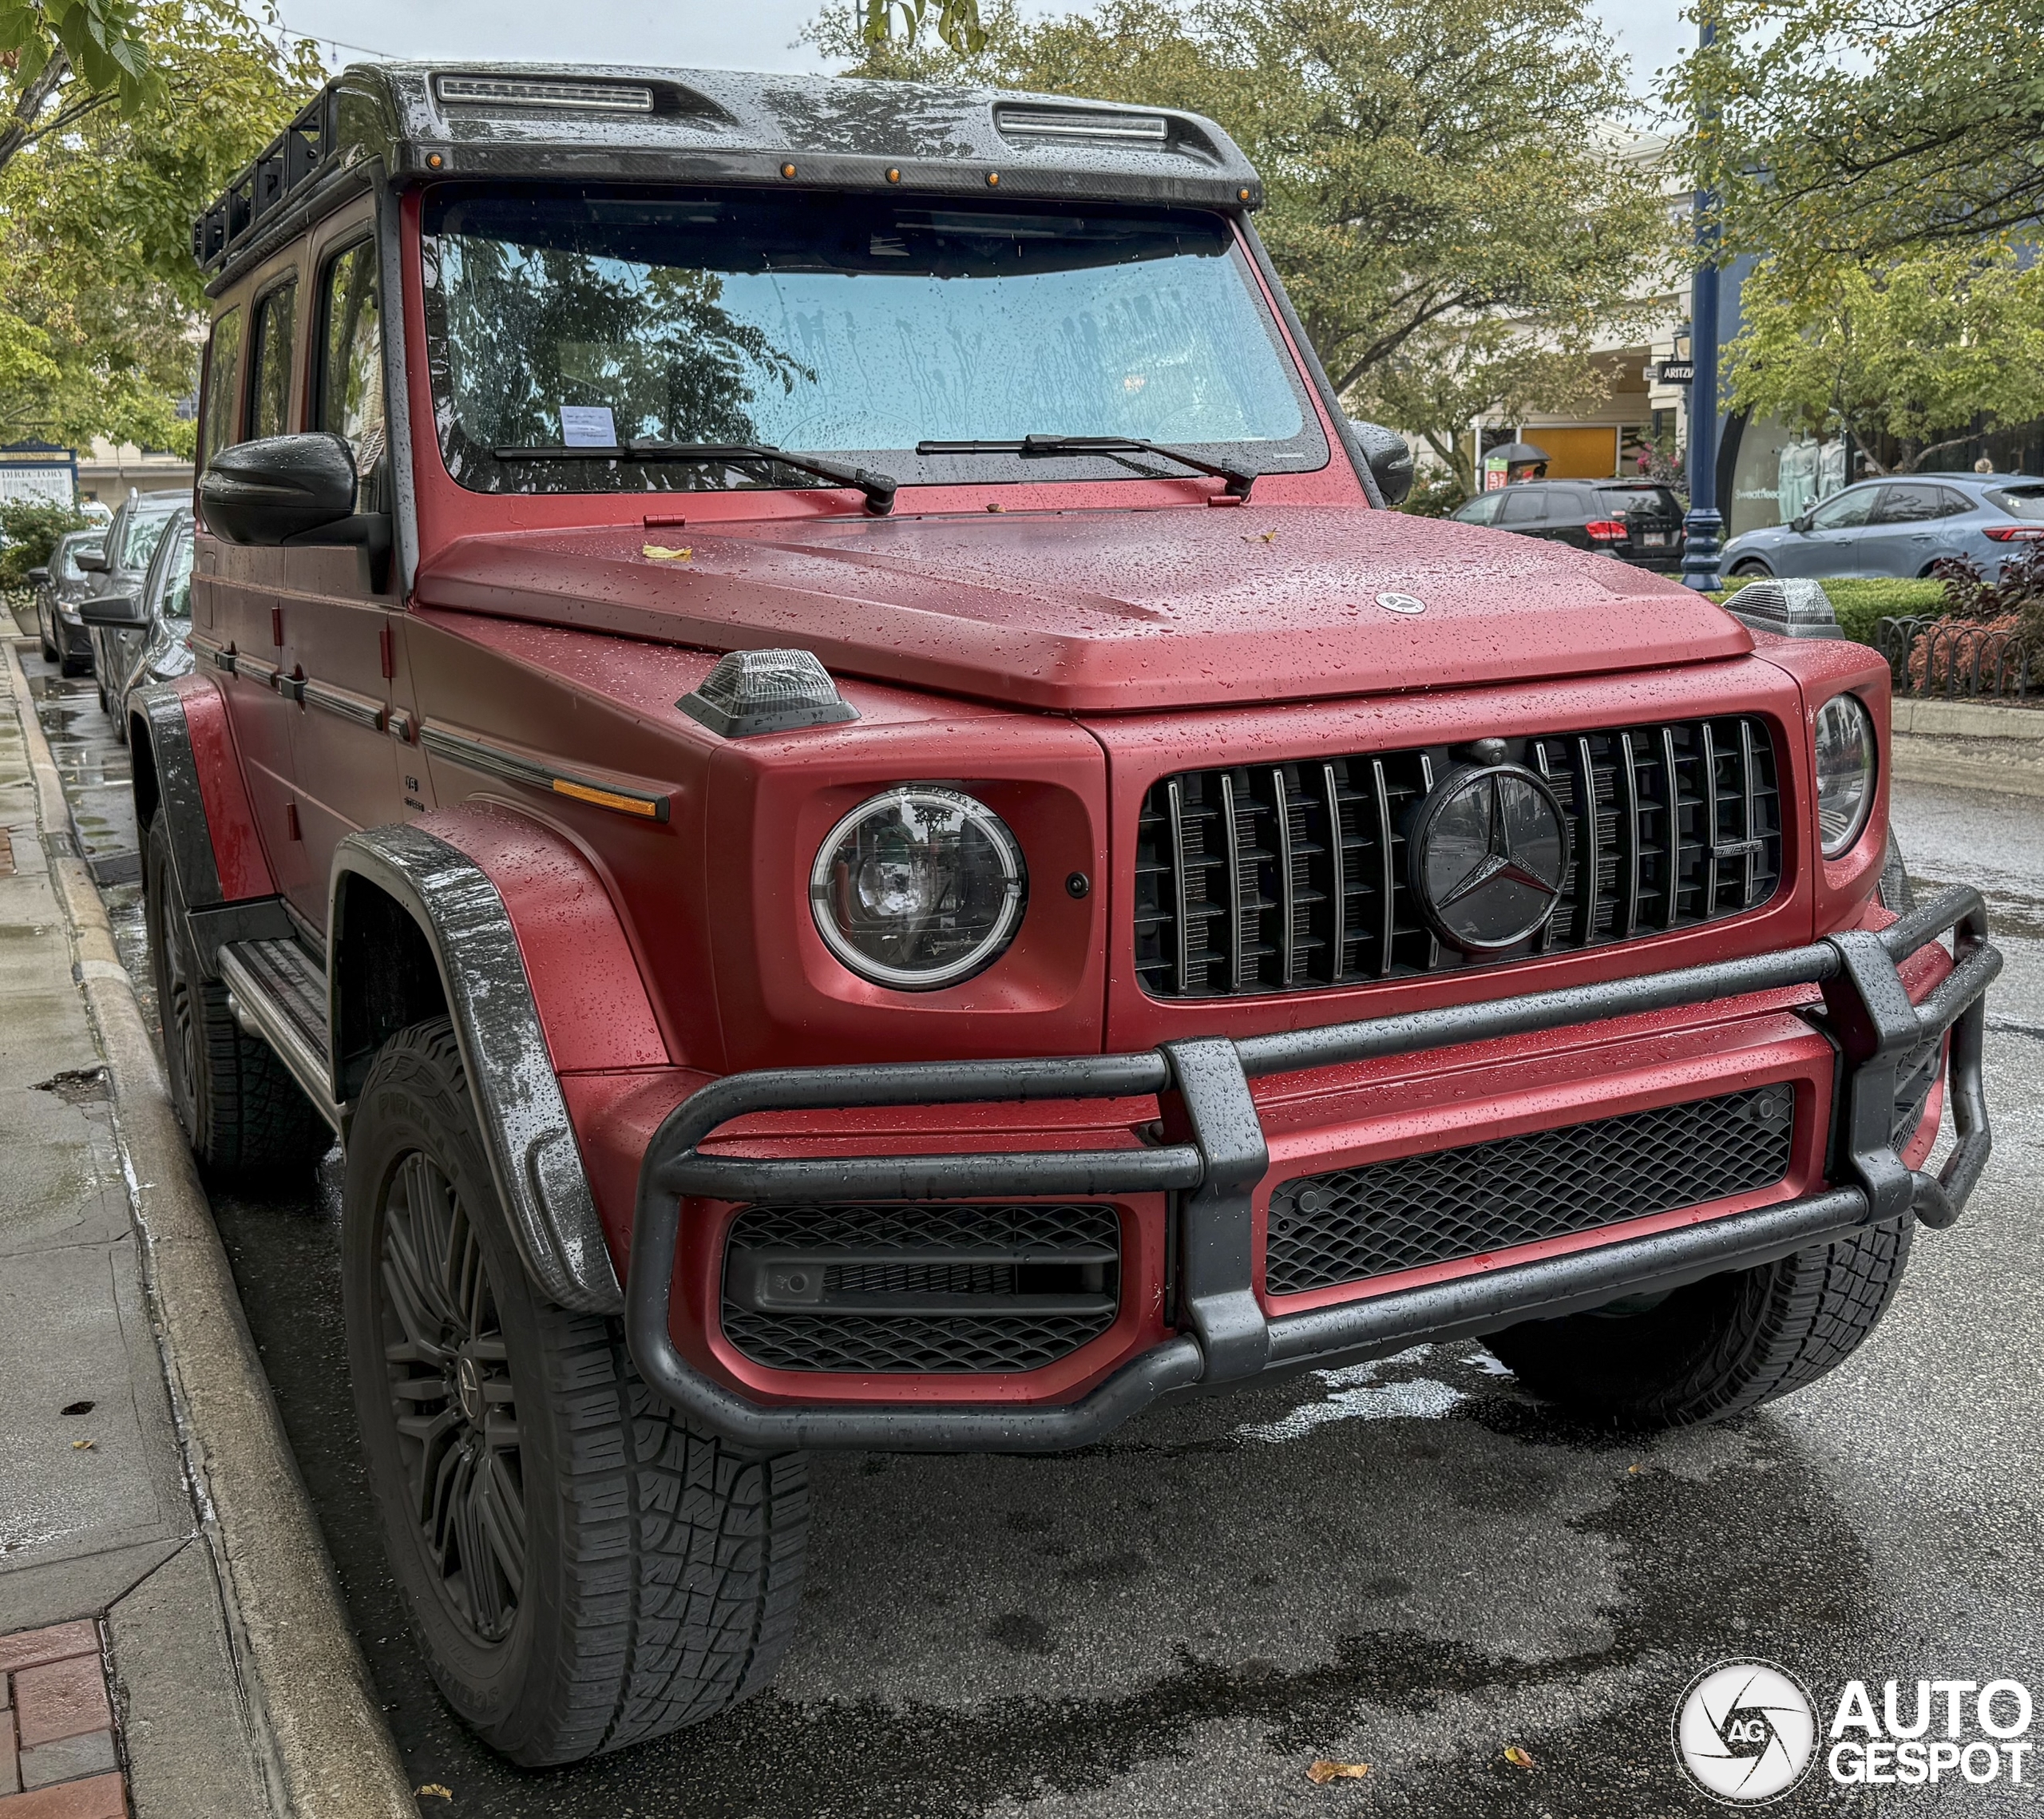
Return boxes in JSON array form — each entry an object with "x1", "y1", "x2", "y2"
[
  {"x1": 1454, "y1": 478, "x2": 1687, "y2": 570},
  {"x1": 131, "y1": 61, "x2": 1997, "y2": 1768}
]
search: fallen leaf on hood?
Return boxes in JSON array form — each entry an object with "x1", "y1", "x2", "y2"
[
  {"x1": 415, "y1": 1786, "x2": 453, "y2": 1801},
  {"x1": 1307, "y1": 1759, "x2": 1369, "y2": 1784},
  {"x1": 642, "y1": 545, "x2": 692, "y2": 561},
  {"x1": 1503, "y1": 1746, "x2": 1539, "y2": 1769},
  {"x1": 72, "y1": 1438, "x2": 95, "y2": 1450}
]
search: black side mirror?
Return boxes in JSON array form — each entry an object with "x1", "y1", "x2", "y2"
[
  {"x1": 26, "y1": 566, "x2": 49, "y2": 585},
  {"x1": 73, "y1": 547, "x2": 108, "y2": 573},
  {"x1": 202, "y1": 432, "x2": 358, "y2": 543},
  {"x1": 1347, "y1": 419, "x2": 1415, "y2": 508},
  {"x1": 80, "y1": 591, "x2": 149, "y2": 628},
  {"x1": 201, "y1": 431, "x2": 393, "y2": 591},
  {"x1": 1790, "y1": 511, "x2": 1813, "y2": 533}
]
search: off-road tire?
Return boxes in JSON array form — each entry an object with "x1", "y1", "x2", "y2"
[
  {"x1": 1485, "y1": 1217, "x2": 1914, "y2": 1431},
  {"x1": 342, "y1": 1019, "x2": 809, "y2": 1766},
  {"x1": 143, "y1": 811, "x2": 331, "y2": 1176}
]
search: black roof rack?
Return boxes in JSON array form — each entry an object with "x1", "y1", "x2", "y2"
[
  {"x1": 192, "y1": 86, "x2": 340, "y2": 275},
  {"x1": 192, "y1": 65, "x2": 1263, "y2": 287}
]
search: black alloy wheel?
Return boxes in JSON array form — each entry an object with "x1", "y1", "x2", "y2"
[
  {"x1": 344, "y1": 1019, "x2": 810, "y2": 1765},
  {"x1": 377, "y1": 1148, "x2": 526, "y2": 1645}
]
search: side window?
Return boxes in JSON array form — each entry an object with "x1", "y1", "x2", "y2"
[
  {"x1": 248, "y1": 281, "x2": 299, "y2": 441},
  {"x1": 1932, "y1": 487, "x2": 1973, "y2": 517},
  {"x1": 318, "y1": 241, "x2": 386, "y2": 495},
  {"x1": 200, "y1": 309, "x2": 244, "y2": 465},
  {"x1": 1456, "y1": 493, "x2": 1501, "y2": 526},
  {"x1": 1871, "y1": 484, "x2": 1940, "y2": 525},
  {"x1": 1808, "y1": 488, "x2": 1876, "y2": 532},
  {"x1": 1496, "y1": 488, "x2": 1547, "y2": 525}
]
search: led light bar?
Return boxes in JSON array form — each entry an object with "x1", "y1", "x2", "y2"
[
  {"x1": 434, "y1": 74, "x2": 656, "y2": 113},
  {"x1": 994, "y1": 106, "x2": 1170, "y2": 145}
]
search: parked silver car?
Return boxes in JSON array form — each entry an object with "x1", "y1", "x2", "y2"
[
  {"x1": 77, "y1": 488, "x2": 185, "y2": 711},
  {"x1": 80, "y1": 508, "x2": 194, "y2": 743},
  {"x1": 1721, "y1": 472, "x2": 2044, "y2": 581},
  {"x1": 30, "y1": 529, "x2": 108, "y2": 675}
]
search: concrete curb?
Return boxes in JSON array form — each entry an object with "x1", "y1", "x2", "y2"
[
  {"x1": 2, "y1": 640, "x2": 416, "y2": 1819},
  {"x1": 1889, "y1": 695, "x2": 2044, "y2": 799}
]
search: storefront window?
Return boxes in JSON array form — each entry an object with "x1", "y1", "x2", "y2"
[{"x1": 1727, "y1": 413, "x2": 1847, "y2": 538}]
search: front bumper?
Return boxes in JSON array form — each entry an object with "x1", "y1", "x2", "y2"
[{"x1": 627, "y1": 887, "x2": 1998, "y2": 1452}]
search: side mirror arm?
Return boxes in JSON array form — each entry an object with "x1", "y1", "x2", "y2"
[{"x1": 282, "y1": 512, "x2": 393, "y2": 595}]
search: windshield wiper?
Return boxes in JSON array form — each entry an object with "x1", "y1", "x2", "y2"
[
  {"x1": 492, "y1": 442, "x2": 897, "y2": 515},
  {"x1": 917, "y1": 434, "x2": 1257, "y2": 500}
]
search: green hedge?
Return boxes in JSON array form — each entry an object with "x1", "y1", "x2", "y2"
[{"x1": 1710, "y1": 575, "x2": 1946, "y2": 648}]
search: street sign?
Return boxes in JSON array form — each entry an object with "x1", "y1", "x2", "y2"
[{"x1": 1656, "y1": 359, "x2": 1697, "y2": 386}]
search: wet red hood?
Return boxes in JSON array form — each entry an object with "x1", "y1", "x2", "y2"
[{"x1": 414, "y1": 505, "x2": 1750, "y2": 712}]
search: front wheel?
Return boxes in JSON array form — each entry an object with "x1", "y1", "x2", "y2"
[
  {"x1": 1729, "y1": 559, "x2": 1773, "y2": 578},
  {"x1": 342, "y1": 1020, "x2": 810, "y2": 1766},
  {"x1": 1484, "y1": 1217, "x2": 1913, "y2": 1431}
]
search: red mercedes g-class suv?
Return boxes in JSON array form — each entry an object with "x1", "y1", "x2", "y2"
[{"x1": 134, "y1": 64, "x2": 1996, "y2": 1766}]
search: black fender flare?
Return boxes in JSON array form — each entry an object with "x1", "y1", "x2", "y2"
[{"x1": 332, "y1": 824, "x2": 623, "y2": 1315}]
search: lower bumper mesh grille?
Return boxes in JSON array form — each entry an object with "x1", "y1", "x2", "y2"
[
  {"x1": 1265, "y1": 1086, "x2": 1798, "y2": 1297},
  {"x1": 721, "y1": 1203, "x2": 1121, "y2": 1374}
]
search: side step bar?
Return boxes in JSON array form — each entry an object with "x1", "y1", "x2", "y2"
[{"x1": 216, "y1": 937, "x2": 341, "y2": 1132}]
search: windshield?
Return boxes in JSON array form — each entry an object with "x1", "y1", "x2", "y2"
[
  {"x1": 420, "y1": 186, "x2": 1326, "y2": 497},
  {"x1": 56, "y1": 536, "x2": 101, "y2": 581},
  {"x1": 1987, "y1": 485, "x2": 2044, "y2": 522},
  {"x1": 118, "y1": 503, "x2": 180, "y2": 571}
]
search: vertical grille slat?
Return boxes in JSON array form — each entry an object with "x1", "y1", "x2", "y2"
[
  {"x1": 1320, "y1": 762, "x2": 1347, "y2": 986},
  {"x1": 1137, "y1": 716, "x2": 1785, "y2": 1000},
  {"x1": 1272, "y1": 767, "x2": 1298, "y2": 987}
]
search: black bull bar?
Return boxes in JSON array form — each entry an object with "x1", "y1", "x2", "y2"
[{"x1": 628, "y1": 887, "x2": 1998, "y2": 1452}]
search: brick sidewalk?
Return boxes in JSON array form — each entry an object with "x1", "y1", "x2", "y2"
[{"x1": 0, "y1": 1623, "x2": 125, "y2": 1817}]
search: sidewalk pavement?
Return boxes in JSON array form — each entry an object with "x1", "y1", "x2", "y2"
[
  {"x1": 1, "y1": 628, "x2": 414, "y2": 1819},
  {"x1": 0, "y1": 640, "x2": 271, "y2": 1814}
]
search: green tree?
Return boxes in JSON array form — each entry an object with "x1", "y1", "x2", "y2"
[
  {"x1": 1723, "y1": 245, "x2": 2044, "y2": 475},
  {"x1": 0, "y1": 0, "x2": 322, "y2": 454},
  {"x1": 0, "y1": 495, "x2": 90, "y2": 585},
  {"x1": 1671, "y1": 0, "x2": 2044, "y2": 275},
  {"x1": 813, "y1": 0, "x2": 1671, "y2": 470}
]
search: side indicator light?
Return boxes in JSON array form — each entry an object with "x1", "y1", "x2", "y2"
[{"x1": 553, "y1": 777, "x2": 664, "y2": 818}]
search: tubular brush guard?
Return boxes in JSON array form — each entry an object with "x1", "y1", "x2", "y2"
[{"x1": 626, "y1": 886, "x2": 1998, "y2": 1453}]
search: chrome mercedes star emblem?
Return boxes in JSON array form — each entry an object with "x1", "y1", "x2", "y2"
[
  {"x1": 1409, "y1": 763, "x2": 1571, "y2": 952},
  {"x1": 1376, "y1": 591, "x2": 1426, "y2": 615}
]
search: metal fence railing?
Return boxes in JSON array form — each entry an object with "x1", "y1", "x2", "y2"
[{"x1": 1879, "y1": 615, "x2": 2037, "y2": 704}]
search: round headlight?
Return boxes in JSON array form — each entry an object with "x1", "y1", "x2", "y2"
[
  {"x1": 1813, "y1": 692, "x2": 1876, "y2": 858},
  {"x1": 810, "y1": 787, "x2": 1027, "y2": 989}
]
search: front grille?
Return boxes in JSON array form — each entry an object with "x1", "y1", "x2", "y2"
[
  {"x1": 1265, "y1": 1085, "x2": 1797, "y2": 1296},
  {"x1": 721, "y1": 1203, "x2": 1120, "y2": 1373},
  {"x1": 1135, "y1": 718, "x2": 1782, "y2": 997}
]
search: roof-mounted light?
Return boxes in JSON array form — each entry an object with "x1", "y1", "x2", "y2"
[
  {"x1": 434, "y1": 74, "x2": 656, "y2": 113},
  {"x1": 677, "y1": 648, "x2": 858, "y2": 739},
  {"x1": 993, "y1": 105, "x2": 1171, "y2": 145}
]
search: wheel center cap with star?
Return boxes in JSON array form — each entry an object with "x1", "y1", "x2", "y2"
[{"x1": 1408, "y1": 761, "x2": 1571, "y2": 952}]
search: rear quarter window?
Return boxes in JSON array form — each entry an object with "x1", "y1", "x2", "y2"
[{"x1": 200, "y1": 308, "x2": 244, "y2": 465}]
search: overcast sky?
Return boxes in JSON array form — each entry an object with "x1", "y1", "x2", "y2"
[{"x1": 275, "y1": 0, "x2": 1693, "y2": 104}]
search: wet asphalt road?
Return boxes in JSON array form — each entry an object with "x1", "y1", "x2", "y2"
[{"x1": 16, "y1": 632, "x2": 2043, "y2": 1818}]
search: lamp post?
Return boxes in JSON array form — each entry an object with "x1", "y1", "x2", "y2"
[{"x1": 1682, "y1": 11, "x2": 1723, "y2": 592}]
